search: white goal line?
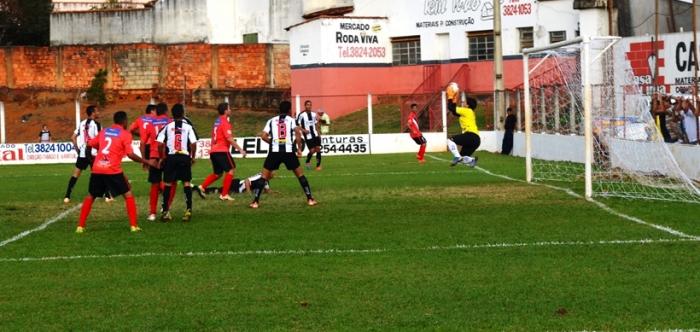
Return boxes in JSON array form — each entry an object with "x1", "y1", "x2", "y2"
[{"x1": 0, "y1": 237, "x2": 697, "y2": 263}]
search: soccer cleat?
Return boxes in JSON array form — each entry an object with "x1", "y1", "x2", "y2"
[
  {"x1": 130, "y1": 226, "x2": 142, "y2": 233},
  {"x1": 147, "y1": 214, "x2": 157, "y2": 221},
  {"x1": 315, "y1": 166, "x2": 322, "y2": 171},
  {"x1": 307, "y1": 198, "x2": 318, "y2": 206},
  {"x1": 182, "y1": 209, "x2": 192, "y2": 222},
  {"x1": 418, "y1": 158, "x2": 426, "y2": 164},
  {"x1": 219, "y1": 194, "x2": 234, "y2": 201},
  {"x1": 195, "y1": 185, "x2": 206, "y2": 199},
  {"x1": 450, "y1": 157, "x2": 463, "y2": 166},
  {"x1": 75, "y1": 226, "x2": 85, "y2": 234},
  {"x1": 249, "y1": 201, "x2": 259, "y2": 209},
  {"x1": 63, "y1": 197, "x2": 71, "y2": 204},
  {"x1": 104, "y1": 196, "x2": 114, "y2": 204},
  {"x1": 469, "y1": 156, "x2": 479, "y2": 168},
  {"x1": 160, "y1": 211, "x2": 172, "y2": 222}
]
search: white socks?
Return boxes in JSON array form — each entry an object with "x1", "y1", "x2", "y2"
[
  {"x1": 447, "y1": 139, "x2": 473, "y2": 162},
  {"x1": 447, "y1": 139, "x2": 461, "y2": 158}
]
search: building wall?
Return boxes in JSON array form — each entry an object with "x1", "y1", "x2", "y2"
[
  {"x1": 0, "y1": 44, "x2": 289, "y2": 91},
  {"x1": 51, "y1": 0, "x2": 304, "y2": 45}
]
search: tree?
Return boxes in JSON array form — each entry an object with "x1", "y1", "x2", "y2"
[{"x1": 0, "y1": 0, "x2": 52, "y2": 46}]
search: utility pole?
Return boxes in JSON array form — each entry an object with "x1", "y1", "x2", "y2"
[
  {"x1": 493, "y1": 0, "x2": 505, "y2": 131},
  {"x1": 694, "y1": 0, "x2": 699, "y2": 144}
]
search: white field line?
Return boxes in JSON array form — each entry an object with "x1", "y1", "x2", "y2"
[
  {"x1": 0, "y1": 204, "x2": 82, "y2": 248},
  {"x1": 0, "y1": 238, "x2": 698, "y2": 263},
  {"x1": 425, "y1": 154, "x2": 700, "y2": 240}
]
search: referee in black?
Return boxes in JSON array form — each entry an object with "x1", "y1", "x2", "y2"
[
  {"x1": 156, "y1": 104, "x2": 199, "y2": 222},
  {"x1": 250, "y1": 100, "x2": 317, "y2": 208}
]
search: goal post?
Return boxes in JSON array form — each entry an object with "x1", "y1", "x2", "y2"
[{"x1": 522, "y1": 36, "x2": 700, "y2": 203}]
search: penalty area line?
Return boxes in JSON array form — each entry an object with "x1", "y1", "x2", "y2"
[
  {"x1": 425, "y1": 154, "x2": 700, "y2": 240},
  {"x1": 0, "y1": 204, "x2": 82, "y2": 249},
  {"x1": 0, "y1": 238, "x2": 698, "y2": 263}
]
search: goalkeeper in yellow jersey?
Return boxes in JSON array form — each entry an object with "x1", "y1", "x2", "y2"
[{"x1": 447, "y1": 96, "x2": 480, "y2": 167}]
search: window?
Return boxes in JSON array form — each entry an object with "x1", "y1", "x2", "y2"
[
  {"x1": 392, "y1": 36, "x2": 421, "y2": 65},
  {"x1": 549, "y1": 31, "x2": 567, "y2": 44},
  {"x1": 243, "y1": 33, "x2": 258, "y2": 44},
  {"x1": 468, "y1": 31, "x2": 494, "y2": 61},
  {"x1": 519, "y1": 27, "x2": 534, "y2": 51}
]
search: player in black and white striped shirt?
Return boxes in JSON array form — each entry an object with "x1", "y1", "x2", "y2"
[
  {"x1": 64, "y1": 105, "x2": 101, "y2": 203},
  {"x1": 296, "y1": 100, "x2": 323, "y2": 170},
  {"x1": 249, "y1": 101, "x2": 317, "y2": 208},
  {"x1": 156, "y1": 104, "x2": 199, "y2": 222}
]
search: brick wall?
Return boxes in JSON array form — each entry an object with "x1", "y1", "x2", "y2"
[
  {"x1": 112, "y1": 44, "x2": 161, "y2": 90},
  {"x1": 0, "y1": 49, "x2": 7, "y2": 87},
  {"x1": 12, "y1": 47, "x2": 58, "y2": 88},
  {"x1": 61, "y1": 46, "x2": 108, "y2": 88},
  {"x1": 272, "y1": 44, "x2": 291, "y2": 88},
  {"x1": 0, "y1": 43, "x2": 290, "y2": 91},
  {"x1": 218, "y1": 44, "x2": 267, "y2": 88}
]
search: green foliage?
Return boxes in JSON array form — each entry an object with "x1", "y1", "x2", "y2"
[
  {"x1": 0, "y1": 0, "x2": 52, "y2": 46},
  {"x1": 86, "y1": 69, "x2": 108, "y2": 107}
]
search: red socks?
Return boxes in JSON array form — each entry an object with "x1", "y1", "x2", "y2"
[
  {"x1": 78, "y1": 196, "x2": 95, "y2": 228},
  {"x1": 418, "y1": 144, "x2": 426, "y2": 160},
  {"x1": 221, "y1": 173, "x2": 233, "y2": 196},
  {"x1": 200, "y1": 174, "x2": 220, "y2": 189},
  {"x1": 125, "y1": 196, "x2": 138, "y2": 227},
  {"x1": 149, "y1": 184, "x2": 160, "y2": 214}
]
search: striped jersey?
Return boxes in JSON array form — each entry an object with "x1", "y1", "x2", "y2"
[
  {"x1": 73, "y1": 119, "x2": 101, "y2": 158},
  {"x1": 263, "y1": 115, "x2": 297, "y2": 153},
  {"x1": 156, "y1": 119, "x2": 199, "y2": 156},
  {"x1": 296, "y1": 111, "x2": 319, "y2": 140}
]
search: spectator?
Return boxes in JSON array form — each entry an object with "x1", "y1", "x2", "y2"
[
  {"x1": 681, "y1": 96, "x2": 699, "y2": 144},
  {"x1": 501, "y1": 106, "x2": 516, "y2": 155},
  {"x1": 666, "y1": 96, "x2": 682, "y2": 143},
  {"x1": 38, "y1": 124, "x2": 51, "y2": 143},
  {"x1": 653, "y1": 94, "x2": 672, "y2": 142},
  {"x1": 319, "y1": 111, "x2": 331, "y2": 135}
]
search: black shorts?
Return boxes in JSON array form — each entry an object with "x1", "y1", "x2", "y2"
[
  {"x1": 263, "y1": 152, "x2": 300, "y2": 171},
  {"x1": 210, "y1": 152, "x2": 235, "y2": 174},
  {"x1": 412, "y1": 136, "x2": 427, "y2": 145},
  {"x1": 451, "y1": 132, "x2": 481, "y2": 157},
  {"x1": 75, "y1": 156, "x2": 93, "y2": 170},
  {"x1": 305, "y1": 137, "x2": 321, "y2": 150},
  {"x1": 163, "y1": 154, "x2": 192, "y2": 183},
  {"x1": 148, "y1": 160, "x2": 163, "y2": 184},
  {"x1": 89, "y1": 173, "x2": 130, "y2": 198}
]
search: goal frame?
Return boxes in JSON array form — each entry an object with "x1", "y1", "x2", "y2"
[{"x1": 522, "y1": 36, "x2": 621, "y2": 199}]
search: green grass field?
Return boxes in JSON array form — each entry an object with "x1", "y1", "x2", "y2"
[{"x1": 1, "y1": 152, "x2": 699, "y2": 330}]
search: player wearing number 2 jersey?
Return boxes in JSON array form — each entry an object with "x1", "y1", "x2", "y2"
[
  {"x1": 249, "y1": 101, "x2": 317, "y2": 208},
  {"x1": 75, "y1": 111, "x2": 156, "y2": 234}
]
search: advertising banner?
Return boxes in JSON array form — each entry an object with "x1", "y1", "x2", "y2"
[{"x1": 0, "y1": 135, "x2": 370, "y2": 165}]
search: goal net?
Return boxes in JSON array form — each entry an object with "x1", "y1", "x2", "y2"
[{"x1": 524, "y1": 37, "x2": 700, "y2": 203}]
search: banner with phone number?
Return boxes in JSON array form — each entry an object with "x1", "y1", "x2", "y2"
[{"x1": 0, "y1": 134, "x2": 370, "y2": 165}]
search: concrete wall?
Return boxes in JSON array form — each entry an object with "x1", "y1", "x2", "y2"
[
  {"x1": 51, "y1": 0, "x2": 305, "y2": 45},
  {"x1": 50, "y1": 0, "x2": 210, "y2": 45}
]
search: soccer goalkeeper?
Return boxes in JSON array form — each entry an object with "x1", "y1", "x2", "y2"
[{"x1": 447, "y1": 97, "x2": 480, "y2": 167}]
